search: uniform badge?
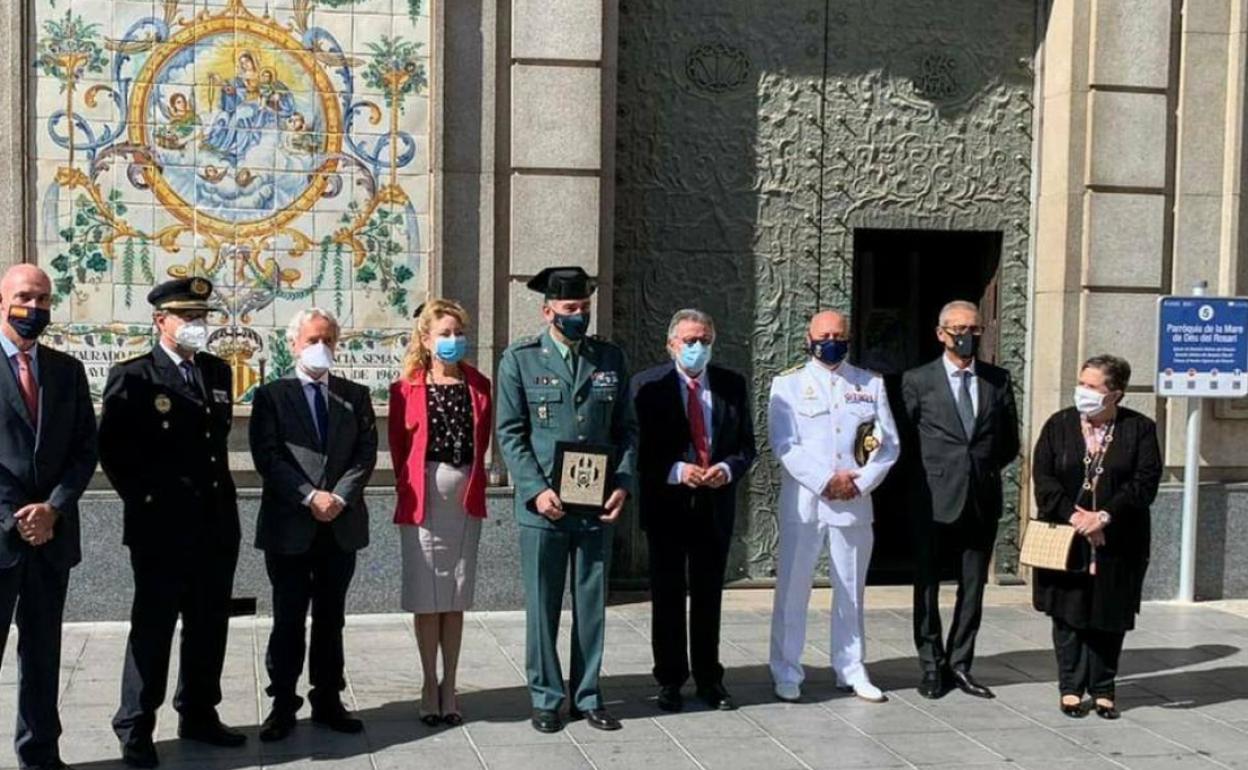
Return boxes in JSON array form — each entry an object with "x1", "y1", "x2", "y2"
[
  {"x1": 537, "y1": 403, "x2": 550, "y2": 421},
  {"x1": 212, "y1": 388, "x2": 230, "y2": 404},
  {"x1": 802, "y1": 385, "x2": 818, "y2": 400},
  {"x1": 190, "y1": 278, "x2": 211, "y2": 297},
  {"x1": 863, "y1": 435, "x2": 880, "y2": 452},
  {"x1": 154, "y1": 394, "x2": 172, "y2": 413}
]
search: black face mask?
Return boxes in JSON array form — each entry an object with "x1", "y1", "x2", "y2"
[
  {"x1": 949, "y1": 332, "x2": 979, "y2": 359},
  {"x1": 7, "y1": 307, "x2": 50, "y2": 341}
]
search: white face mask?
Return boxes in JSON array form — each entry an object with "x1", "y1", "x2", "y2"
[
  {"x1": 299, "y1": 341, "x2": 335, "y2": 377},
  {"x1": 1074, "y1": 385, "x2": 1109, "y2": 416},
  {"x1": 173, "y1": 318, "x2": 208, "y2": 351}
]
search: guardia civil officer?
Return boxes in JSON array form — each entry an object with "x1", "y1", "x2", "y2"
[
  {"x1": 99, "y1": 278, "x2": 244, "y2": 768},
  {"x1": 495, "y1": 267, "x2": 639, "y2": 734},
  {"x1": 768, "y1": 310, "x2": 899, "y2": 704}
]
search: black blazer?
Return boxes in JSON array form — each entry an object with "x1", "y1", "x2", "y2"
[
  {"x1": 631, "y1": 363, "x2": 756, "y2": 535},
  {"x1": 99, "y1": 348, "x2": 238, "y2": 550},
  {"x1": 249, "y1": 375, "x2": 378, "y2": 555},
  {"x1": 1032, "y1": 407, "x2": 1161, "y2": 631},
  {"x1": 0, "y1": 345, "x2": 97, "y2": 570},
  {"x1": 901, "y1": 356, "x2": 1020, "y2": 524}
]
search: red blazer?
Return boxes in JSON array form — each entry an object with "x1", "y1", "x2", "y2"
[{"x1": 389, "y1": 363, "x2": 492, "y2": 526}]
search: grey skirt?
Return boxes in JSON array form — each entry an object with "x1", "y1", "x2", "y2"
[{"x1": 399, "y1": 462, "x2": 483, "y2": 613}]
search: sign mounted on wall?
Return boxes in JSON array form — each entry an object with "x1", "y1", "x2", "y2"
[{"x1": 1156, "y1": 296, "x2": 1248, "y2": 397}]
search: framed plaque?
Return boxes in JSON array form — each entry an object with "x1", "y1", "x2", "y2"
[{"x1": 553, "y1": 442, "x2": 616, "y2": 514}]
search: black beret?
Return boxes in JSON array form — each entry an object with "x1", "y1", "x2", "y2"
[
  {"x1": 147, "y1": 277, "x2": 214, "y2": 310},
  {"x1": 525, "y1": 266, "x2": 596, "y2": 300}
]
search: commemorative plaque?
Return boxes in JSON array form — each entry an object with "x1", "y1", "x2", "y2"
[{"x1": 553, "y1": 442, "x2": 616, "y2": 513}]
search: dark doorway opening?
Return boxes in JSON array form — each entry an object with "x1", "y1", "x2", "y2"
[{"x1": 851, "y1": 228, "x2": 1003, "y2": 584}]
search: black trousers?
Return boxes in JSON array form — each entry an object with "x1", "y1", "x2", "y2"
[
  {"x1": 912, "y1": 508, "x2": 998, "y2": 674},
  {"x1": 113, "y1": 537, "x2": 240, "y2": 744},
  {"x1": 0, "y1": 554, "x2": 70, "y2": 767},
  {"x1": 1052, "y1": 618, "x2": 1125, "y2": 698},
  {"x1": 646, "y1": 502, "x2": 731, "y2": 690},
  {"x1": 264, "y1": 524, "x2": 356, "y2": 715}
]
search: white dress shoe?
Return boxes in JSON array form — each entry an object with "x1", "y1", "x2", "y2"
[
  {"x1": 842, "y1": 680, "x2": 886, "y2": 703},
  {"x1": 773, "y1": 682, "x2": 801, "y2": 702}
]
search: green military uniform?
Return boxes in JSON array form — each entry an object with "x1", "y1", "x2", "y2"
[{"x1": 495, "y1": 272, "x2": 638, "y2": 715}]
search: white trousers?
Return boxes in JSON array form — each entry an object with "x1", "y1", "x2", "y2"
[{"x1": 769, "y1": 518, "x2": 873, "y2": 687}]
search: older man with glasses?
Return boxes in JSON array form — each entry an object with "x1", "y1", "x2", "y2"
[{"x1": 901, "y1": 300, "x2": 1020, "y2": 701}]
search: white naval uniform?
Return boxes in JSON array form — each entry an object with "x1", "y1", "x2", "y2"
[{"x1": 767, "y1": 359, "x2": 900, "y2": 688}]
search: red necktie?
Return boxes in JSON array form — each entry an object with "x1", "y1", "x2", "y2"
[
  {"x1": 686, "y1": 378, "x2": 710, "y2": 468},
  {"x1": 16, "y1": 351, "x2": 37, "y2": 428}
]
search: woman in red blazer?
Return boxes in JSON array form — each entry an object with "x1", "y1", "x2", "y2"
[{"x1": 389, "y1": 298, "x2": 491, "y2": 726}]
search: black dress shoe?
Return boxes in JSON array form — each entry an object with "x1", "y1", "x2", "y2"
[
  {"x1": 178, "y1": 718, "x2": 247, "y2": 747},
  {"x1": 951, "y1": 669, "x2": 995, "y2": 699},
  {"x1": 1093, "y1": 700, "x2": 1120, "y2": 720},
  {"x1": 259, "y1": 710, "x2": 297, "y2": 742},
  {"x1": 531, "y1": 709, "x2": 563, "y2": 733},
  {"x1": 696, "y1": 684, "x2": 737, "y2": 711},
  {"x1": 28, "y1": 761, "x2": 73, "y2": 770},
  {"x1": 311, "y1": 704, "x2": 364, "y2": 734},
  {"x1": 570, "y1": 708, "x2": 622, "y2": 731},
  {"x1": 918, "y1": 670, "x2": 947, "y2": 699},
  {"x1": 120, "y1": 737, "x2": 159, "y2": 769},
  {"x1": 656, "y1": 685, "x2": 683, "y2": 712},
  {"x1": 1060, "y1": 697, "x2": 1087, "y2": 718}
]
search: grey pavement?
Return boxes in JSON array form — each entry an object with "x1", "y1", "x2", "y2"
[{"x1": 3, "y1": 587, "x2": 1248, "y2": 769}]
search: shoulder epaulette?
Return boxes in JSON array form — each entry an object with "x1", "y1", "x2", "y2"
[{"x1": 778, "y1": 360, "x2": 806, "y2": 376}]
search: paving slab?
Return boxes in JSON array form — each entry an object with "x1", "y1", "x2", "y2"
[{"x1": 0, "y1": 589, "x2": 1243, "y2": 769}]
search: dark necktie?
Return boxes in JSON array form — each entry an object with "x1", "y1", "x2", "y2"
[
  {"x1": 179, "y1": 359, "x2": 200, "y2": 395},
  {"x1": 687, "y1": 378, "x2": 710, "y2": 467},
  {"x1": 957, "y1": 369, "x2": 976, "y2": 439},
  {"x1": 16, "y1": 351, "x2": 37, "y2": 428},
  {"x1": 310, "y1": 382, "x2": 329, "y2": 451}
]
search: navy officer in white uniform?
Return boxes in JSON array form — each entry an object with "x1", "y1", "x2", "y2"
[{"x1": 767, "y1": 309, "x2": 899, "y2": 703}]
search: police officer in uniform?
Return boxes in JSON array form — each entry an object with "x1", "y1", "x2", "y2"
[
  {"x1": 767, "y1": 310, "x2": 899, "y2": 704},
  {"x1": 495, "y1": 267, "x2": 638, "y2": 734},
  {"x1": 99, "y1": 278, "x2": 244, "y2": 768}
]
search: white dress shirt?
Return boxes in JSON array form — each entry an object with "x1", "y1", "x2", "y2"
[
  {"x1": 666, "y1": 365, "x2": 733, "y2": 484},
  {"x1": 942, "y1": 354, "x2": 978, "y2": 417}
]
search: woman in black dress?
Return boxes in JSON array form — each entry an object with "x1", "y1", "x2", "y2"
[{"x1": 1031, "y1": 354, "x2": 1161, "y2": 719}]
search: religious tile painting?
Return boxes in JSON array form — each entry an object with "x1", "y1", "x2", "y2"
[{"x1": 30, "y1": 0, "x2": 431, "y2": 401}]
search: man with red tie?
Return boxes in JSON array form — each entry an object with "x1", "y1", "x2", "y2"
[
  {"x1": 632, "y1": 309, "x2": 756, "y2": 712},
  {"x1": 0, "y1": 264, "x2": 98, "y2": 770}
]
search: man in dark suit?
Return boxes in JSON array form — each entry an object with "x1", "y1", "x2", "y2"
[
  {"x1": 0, "y1": 264, "x2": 97, "y2": 770},
  {"x1": 100, "y1": 277, "x2": 245, "y2": 768},
  {"x1": 632, "y1": 309, "x2": 756, "y2": 712},
  {"x1": 901, "y1": 300, "x2": 1020, "y2": 700},
  {"x1": 249, "y1": 308, "x2": 377, "y2": 741}
]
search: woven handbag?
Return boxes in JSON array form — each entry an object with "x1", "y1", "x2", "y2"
[{"x1": 1019, "y1": 519, "x2": 1084, "y2": 572}]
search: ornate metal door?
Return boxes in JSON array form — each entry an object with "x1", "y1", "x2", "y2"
[{"x1": 614, "y1": 0, "x2": 1038, "y2": 584}]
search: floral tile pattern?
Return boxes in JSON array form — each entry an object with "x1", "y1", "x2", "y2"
[{"x1": 31, "y1": 0, "x2": 432, "y2": 403}]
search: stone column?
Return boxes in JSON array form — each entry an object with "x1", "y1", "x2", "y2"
[
  {"x1": 0, "y1": 0, "x2": 25, "y2": 266},
  {"x1": 1031, "y1": 0, "x2": 1175, "y2": 450},
  {"x1": 1164, "y1": 0, "x2": 1248, "y2": 470},
  {"x1": 506, "y1": 0, "x2": 614, "y2": 340}
]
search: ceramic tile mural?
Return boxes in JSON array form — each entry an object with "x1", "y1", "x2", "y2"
[{"x1": 31, "y1": 0, "x2": 432, "y2": 402}]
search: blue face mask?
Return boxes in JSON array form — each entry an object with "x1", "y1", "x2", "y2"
[
  {"x1": 810, "y1": 338, "x2": 849, "y2": 366},
  {"x1": 434, "y1": 335, "x2": 467, "y2": 363},
  {"x1": 678, "y1": 341, "x2": 711, "y2": 374},
  {"x1": 553, "y1": 311, "x2": 590, "y2": 342}
]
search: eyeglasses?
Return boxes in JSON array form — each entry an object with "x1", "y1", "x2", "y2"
[{"x1": 941, "y1": 325, "x2": 983, "y2": 336}]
